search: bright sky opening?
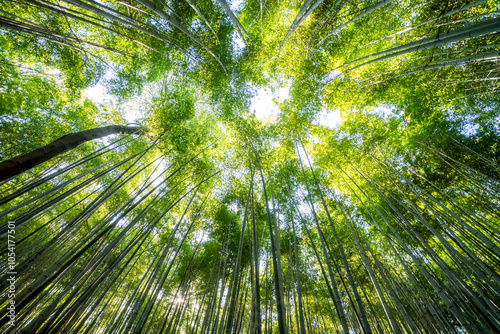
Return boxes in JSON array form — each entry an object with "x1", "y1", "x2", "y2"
[
  {"x1": 250, "y1": 86, "x2": 289, "y2": 122},
  {"x1": 86, "y1": 83, "x2": 343, "y2": 128}
]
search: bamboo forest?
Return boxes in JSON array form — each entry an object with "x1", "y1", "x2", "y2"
[{"x1": 1, "y1": 0, "x2": 500, "y2": 333}]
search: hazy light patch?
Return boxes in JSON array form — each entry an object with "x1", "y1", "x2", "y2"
[
  {"x1": 250, "y1": 86, "x2": 289, "y2": 122},
  {"x1": 373, "y1": 104, "x2": 397, "y2": 120},
  {"x1": 228, "y1": 0, "x2": 244, "y2": 11},
  {"x1": 83, "y1": 83, "x2": 142, "y2": 124},
  {"x1": 151, "y1": 159, "x2": 167, "y2": 189},
  {"x1": 231, "y1": 31, "x2": 246, "y2": 53},
  {"x1": 118, "y1": 99, "x2": 146, "y2": 124},
  {"x1": 322, "y1": 69, "x2": 343, "y2": 83},
  {"x1": 228, "y1": 202, "x2": 239, "y2": 213},
  {"x1": 192, "y1": 230, "x2": 209, "y2": 243},
  {"x1": 227, "y1": 0, "x2": 246, "y2": 53},
  {"x1": 315, "y1": 109, "x2": 341, "y2": 128},
  {"x1": 172, "y1": 295, "x2": 185, "y2": 305},
  {"x1": 83, "y1": 83, "x2": 110, "y2": 105}
]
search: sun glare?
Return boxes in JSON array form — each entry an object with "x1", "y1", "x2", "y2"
[{"x1": 250, "y1": 86, "x2": 289, "y2": 122}]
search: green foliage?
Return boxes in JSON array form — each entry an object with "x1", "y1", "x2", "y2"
[{"x1": 1, "y1": 1, "x2": 500, "y2": 333}]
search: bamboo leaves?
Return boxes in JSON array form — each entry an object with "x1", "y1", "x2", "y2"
[{"x1": 2, "y1": 1, "x2": 500, "y2": 333}]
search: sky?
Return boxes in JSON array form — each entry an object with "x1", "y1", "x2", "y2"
[
  {"x1": 249, "y1": 86, "x2": 288, "y2": 122},
  {"x1": 82, "y1": 0, "x2": 342, "y2": 129},
  {"x1": 83, "y1": 84, "x2": 137, "y2": 123},
  {"x1": 84, "y1": 83, "x2": 341, "y2": 128}
]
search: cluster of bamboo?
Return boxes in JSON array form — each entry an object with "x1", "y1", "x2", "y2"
[{"x1": 0, "y1": 131, "x2": 498, "y2": 333}]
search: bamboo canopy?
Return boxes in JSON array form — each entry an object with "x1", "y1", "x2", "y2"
[{"x1": 1, "y1": 0, "x2": 499, "y2": 333}]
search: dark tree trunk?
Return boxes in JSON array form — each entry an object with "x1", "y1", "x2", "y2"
[{"x1": 0, "y1": 125, "x2": 141, "y2": 182}]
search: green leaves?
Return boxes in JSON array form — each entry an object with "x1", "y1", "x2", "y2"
[{"x1": 1, "y1": 1, "x2": 500, "y2": 333}]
